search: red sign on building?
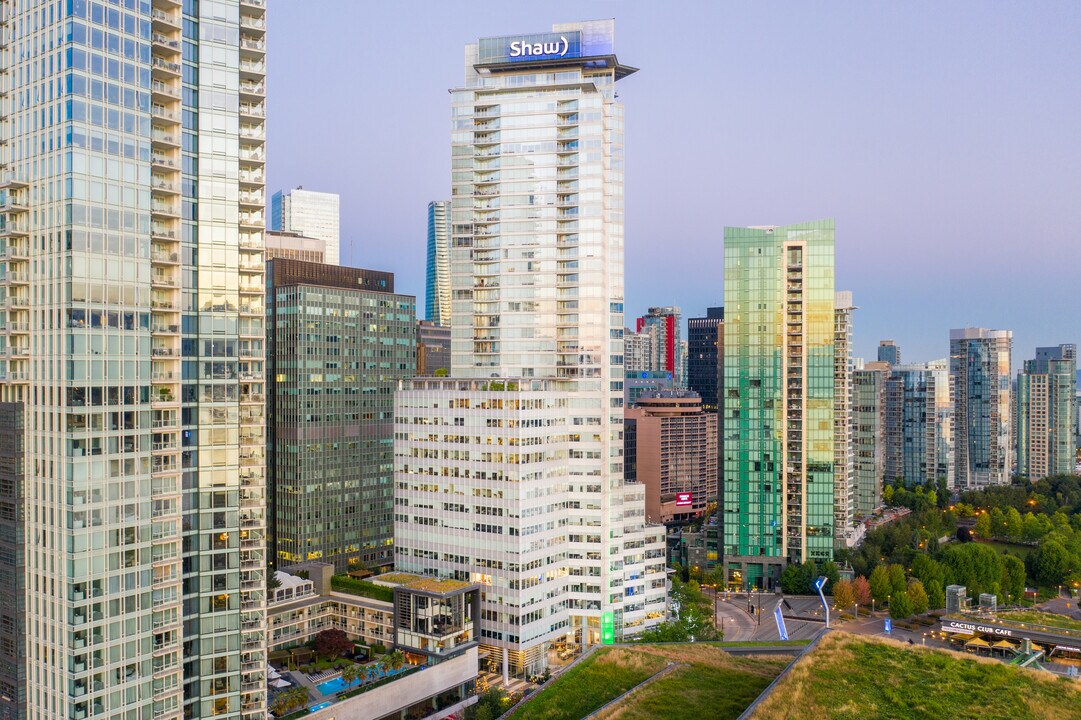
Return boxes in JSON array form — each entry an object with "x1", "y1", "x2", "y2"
[{"x1": 676, "y1": 492, "x2": 693, "y2": 506}]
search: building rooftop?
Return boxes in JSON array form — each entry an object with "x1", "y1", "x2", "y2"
[{"x1": 370, "y1": 572, "x2": 476, "y2": 595}]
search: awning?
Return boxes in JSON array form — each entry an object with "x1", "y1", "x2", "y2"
[{"x1": 965, "y1": 638, "x2": 991, "y2": 647}]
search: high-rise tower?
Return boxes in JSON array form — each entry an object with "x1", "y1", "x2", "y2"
[
  {"x1": 950, "y1": 328, "x2": 1013, "y2": 489},
  {"x1": 722, "y1": 220, "x2": 836, "y2": 589},
  {"x1": 0, "y1": 1, "x2": 269, "y2": 718},
  {"x1": 1016, "y1": 344, "x2": 1076, "y2": 481},
  {"x1": 394, "y1": 20, "x2": 666, "y2": 681},
  {"x1": 270, "y1": 187, "x2": 340, "y2": 265},
  {"x1": 425, "y1": 200, "x2": 451, "y2": 326}
]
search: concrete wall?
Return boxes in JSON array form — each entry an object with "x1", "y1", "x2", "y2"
[{"x1": 308, "y1": 646, "x2": 477, "y2": 720}]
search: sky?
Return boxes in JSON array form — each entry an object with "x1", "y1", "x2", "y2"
[{"x1": 266, "y1": 1, "x2": 1081, "y2": 368}]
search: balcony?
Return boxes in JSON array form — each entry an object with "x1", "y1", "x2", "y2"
[
  {"x1": 239, "y1": 150, "x2": 265, "y2": 166},
  {"x1": 152, "y1": 249, "x2": 179, "y2": 265},
  {"x1": 151, "y1": 9, "x2": 181, "y2": 30},
  {"x1": 239, "y1": 82, "x2": 265, "y2": 100},
  {"x1": 238, "y1": 212, "x2": 263, "y2": 229},
  {"x1": 151, "y1": 202, "x2": 179, "y2": 218},
  {"x1": 151, "y1": 57, "x2": 181, "y2": 78},
  {"x1": 151, "y1": 226, "x2": 177, "y2": 240},
  {"x1": 152, "y1": 131, "x2": 179, "y2": 148},
  {"x1": 0, "y1": 223, "x2": 28, "y2": 238},
  {"x1": 240, "y1": 38, "x2": 265, "y2": 56},
  {"x1": 152, "y1": 33, "x2": 181, "y2": 54},
  {"x1": 151, "y1": 106, "x2": 180, "y2": 125},
  {"x1": 240, "y1": 15, "x2": 266, "y2": 34},
  {"x1": 239, "y1": 190, "x2": 263, "y2": 208}
]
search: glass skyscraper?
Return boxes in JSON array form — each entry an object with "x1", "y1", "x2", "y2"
[
  {"x1": 0, "y1": 1, "x2": 268, "y2": 718},
  {"x1": 1016, "y1": 344, "x2": 1077, "y2": 481},
  {"x1": 267, "y1": 260, "x2": 415, "y2": 574},
  {"x1": 395, "y1": 20, "x2": 667, "y2": 680},
  {"x1": 722, "y1": 220, "x2": 836, "y2": 589},
  {"x1": 425, "y1": 200, "x2": 450, "y2": 326},
  {"x1": 950, "y1": 328, "x2": 1013, "y2": 489},
  {"x1": 269, "y1": 187, "x2": 340, "y2": 265}
]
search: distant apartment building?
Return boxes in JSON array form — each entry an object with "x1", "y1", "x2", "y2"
[
  {"x1": 265, "y1": 230, "x2": 327, "y2": 263},
  {"x1": 416, "y1": 320, "x2": 451, "y2": 376},
  {"x1": 426, "y1": 201, "x2": 452, "y2": 326},
  {"x1": 272, "y1": 187, "x2": 341, "y2": 265},
  {"x1": 268, "y1": 260, "x2": 415, "y2": 573},
  {"x1": 625, "y1": 391, "x2": 718, "y2": 524},
  {"x1": 637, "y1": 306, "x2": 683, "y2": 385},
  {"x1": 950, "y1": 328, "x2": 1013, "y2": 489},
  {"x1": 1016, "y1": 344, "x2": 1077, "y2": 480},
  {"x1": 852, "y1": 362, "x2": 889, "y2": 515},
  {"x1": 394, "y1": 21, "x2": 667, "y2": 682},
  {"x1": 884, "y1": 363, "x2": 940, "y2": 486},
  {"x1": 834, "y1": 292, "x2": 856, "y2": 547},
  {"x1": 687, "y1": 307, "x2": 723, "y2": 411},
  {"x1": 624, "y1": 328, "x2": 654, "y2": 374},
  {"x1": 878, "y1": 340, "x2": 901, "y2": 366},
  {"x1": 722, "y1": 219, "x2": 838, "y2": 590}
]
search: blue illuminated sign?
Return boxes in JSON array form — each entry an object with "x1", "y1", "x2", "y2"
[
  {"x1": 884, "y1": 618, "x2": 892, "y2": 635},
  {"x1": 774, "y1": 605, "x2": 789, "y2": 641},
  {"x1": 478, "y1": 30, "x2": 585, "y2": 64}
]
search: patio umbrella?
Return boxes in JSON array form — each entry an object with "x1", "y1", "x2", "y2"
[
  {"x1": 271, "y1": 678, "x2": 291, "y2": 688},
  {"x1": 268, "y1": 668, "x2": 281, "y2": 679}
]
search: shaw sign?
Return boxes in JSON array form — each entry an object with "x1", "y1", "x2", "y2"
[
  {"x1": 510, "y1": 35, "x2": 569, "y2": 58},
  {"x1": 942, "y1": 619, "x2": 1015, "y2": 637}
]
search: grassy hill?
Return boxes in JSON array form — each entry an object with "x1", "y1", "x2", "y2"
[
  {"x1": 747, "y1": 631, "x2": 1081, "y2": 720},
  {"x1": 506, "y1": 644, "x2": 787, "y2": 720}
]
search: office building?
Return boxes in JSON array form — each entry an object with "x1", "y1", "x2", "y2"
[
  {"x1": 687, "y1": 307, "x2": 723, "y2": 411},
  {"x1": 637, "y1": 306, "x2": 682, "y2": 385},
  {"x1": 833, "y1": 292, "x2": 856, "y2": 547},
  {"x1": 625, "y1": 391, "x2": 717, "y2": 524},
  {"x1": 852, "y1": 362, "x2": 889, "y2": 516},
  {"x1": 0, "y1": 1, "x2": 269, "y2": 718},
  {"x1": 426, "y1": 200, "x2": 452, "y2": 326},
  {"x1": 1016, "y1": 345, "x2": 1077, "y2": 480},
  {"x1": 624, "y1": 328, "x2": 653, "y2": 374},
  {"x1": 267, "y1": 260, "x2": 415, "y2": 573},
  {"x1": 878, "y1": 340, "x2": 901, "y2": 366},
  {"x1": 265, "y1": 230, "x2": 326, "y2": 263},
  {"x1": 950, "y1": 328, "x2": 1013, "y2": 489},
  {"x1": 625, "y1": 370, "x2": 675, "y2": 407},
  {"x1": 722, "y1": 220, "x2": 837, "y2": 590},
  {"x1": 416, "y1": 320, "x2": 452, "y2": 377},
  {"x1": 271, "y1": 187, "x2": 341, "y2": 265},
  {"x1": 395, "y1": 21, "x2": 667, "y2": 681}
]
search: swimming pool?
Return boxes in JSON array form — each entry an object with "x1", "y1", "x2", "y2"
[
  {"x1": 315, "y1": 666, "x2": 411, "y2": 695},
  {"x1": 308, "y1": 701, "x2": 332, "y2": 713}
]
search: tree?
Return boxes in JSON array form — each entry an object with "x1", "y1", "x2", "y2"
[
  {"x1": 974, "y1": 512, "x2": 992, "y2": 539},
  {"x1": 1030, "y1": 539, "x2": 1072, "y2": 585},
  {"x1": 940, "y1": 543, "x2": 1004, "y2": 598},
  {"x1": 852, "y1": 576, "x2": 872, "y2": 606},
  {"x1": 781, "y1": 562, "x2": 809, "y2": 594},
  {"x1": 883, "y1": 484, "x2": 895, "y2": 505},
  {"x1": 833, "y1": 579, "x2": 856, "y2": 610},
  {"x1": 385, "y1": 649, "x2": 406, "y2": 673},
  {"x1": 926, "y1": 580, "x2": 946, "y2": 611},
  {"x1": 340, "y1": 663, "x2": 359, "y2": 686},
  {"x1": 889, "y1": 590, "x2": 914, "y2": 619},
  {"x1": 888, "y1": 564, "x2": 907, "y2": 595},
  {"x1": 1005, "y1": 507, "x2": 1023, "y2": 543},
  {"x1": 820, "y1": 561, "x2": 841, "y2": 595},
  {"x1": 869, "y1": 565, "x2": 892, "y2": 605},
  {"x1": 990, "y1": 507, "x2": 1007, "y2": 538},
  {"x1": 907, "y1": 580, "x2": 929, "y2": 615},
  {"x1": 1000, "y1": 554, "x2": 1026, "y2": 604},
  {"x1": 313, "y1": 629, "x2": 354, "y2": 660}
]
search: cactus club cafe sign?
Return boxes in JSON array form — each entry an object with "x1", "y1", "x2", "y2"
[{"x1": 941, "y1": 619, "x2": 1016, "y2": 637}]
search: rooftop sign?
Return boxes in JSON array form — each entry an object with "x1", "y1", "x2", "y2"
[{"x1": 478, "y1": 30, "x2": 583, "y2": 64}]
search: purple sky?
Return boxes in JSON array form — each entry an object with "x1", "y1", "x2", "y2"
[{"x1": 267, "y1": 1, "x2": 1080, "y2": 368}]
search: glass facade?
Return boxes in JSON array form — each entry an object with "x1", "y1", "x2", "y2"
[
  {"x1": 267, "y1": 260, "x2": 415, "y2": 573},
  {"x1": 722, "y1": 220, "x2": 835, "y2": 589},
  {"x1": 425, "y1": 200, "x2": 450, "y2": 326},
  {"x1": 950, "y1": 328, "x2": 1012, "y2": 489},
  {"x1": 0, "y1": 0, "x2": 268, "y2": 718},
  {"x1": 1016, "y1": 344, "x2": 1077, "y2": 480}
]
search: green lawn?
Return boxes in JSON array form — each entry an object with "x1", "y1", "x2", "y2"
[
  {"x1": 598, "y1": 647, "x2": 788, "y2": 720},
  {"x1": 329, "y1": 575, "x2": 394, "y2": 603},
  {"x1": 507, "y1": 647, "x2": 666, "y2": 720},
  {"x1": 747, "y1": 632, "x2": 1081, "y2": 720},
  {"x1": 980, "y1": 540, "x2": 1035, "y2": 560},
  {"x1": 995, "y1": 609, "x2": 1081, "y2": 633},
  {"x1": 708, "y1": 640, "x2": 812, "y2": 648}
]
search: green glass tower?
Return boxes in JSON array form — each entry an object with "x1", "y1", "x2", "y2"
[{"x1": 722, "y1": 220, "x2": 836, "y2": 590}]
